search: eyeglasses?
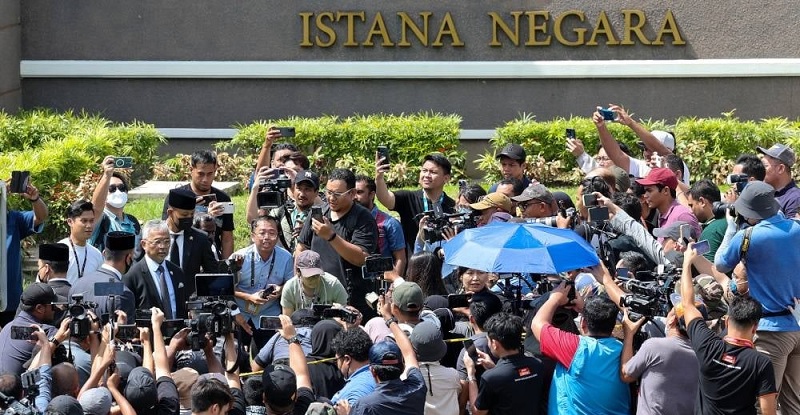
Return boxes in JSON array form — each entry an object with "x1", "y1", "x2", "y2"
[
  {"x1": 518, "y1": 199, "x2": 543, "y2": 210},
  {"x1": 109, "y1": 184, "x2": 128, "y2": 193},
  {"x1": 147, "y1": 239, "x2": 171, "y2": 247},
  {"x1": 254, "y1": 231, "x2": 279, "y2": 239},
  {"x1": 594, "y1": 156, "x2": 610, "y2": 162},
  {"x1": 325, "y1": 189, "x2": 352, "y2": 199}
]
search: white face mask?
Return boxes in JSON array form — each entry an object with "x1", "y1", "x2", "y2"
[{"x1": 107, "y1": 190, "x2": 128, "y2": 209}]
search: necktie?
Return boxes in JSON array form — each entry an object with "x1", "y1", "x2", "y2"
[
  {"x1": 157, "y1": 265, "x2": 173, "y2": 319},
  {"x1": 170, "y1": 234, "x2": 181, "y2": 267}
]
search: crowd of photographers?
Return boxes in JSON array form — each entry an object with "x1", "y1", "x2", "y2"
[{"x1": 0, "y1": 104, "x2": 799, "y2": 414}]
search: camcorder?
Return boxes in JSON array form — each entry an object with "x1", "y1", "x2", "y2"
[
  {"x1": 185, "y1": 274, "x2": 237, "y2": 350},
  {"x1": 67, "y1": 294, "x2": 99, "y2": 339},
  {"x1": 617, "y1": 267, "x2": 677, "y2": 322},
  {"x1": 322, "y1": 307, "x2": 359, "y2": 324},
  {"x1": 420, "y1": 203, "x2": 478, "y2": 244},
  {"x1": 726, "y1": 173, "x2": 749, "y2": 194},
  {"x1": 257, "y1": 170, "x2": 292, "y2": 209},
  {"x1": 0, "y1": 370, "x2": 40, "y2": 415}
]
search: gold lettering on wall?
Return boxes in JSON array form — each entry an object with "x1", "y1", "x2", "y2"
[{"x1": 298, "y1": 9, "x2": 685, "y2": 48}]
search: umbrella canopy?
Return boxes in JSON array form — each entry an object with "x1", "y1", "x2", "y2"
[{"x1": 443, "y1": 221, "x2": 600, "y2": 274}]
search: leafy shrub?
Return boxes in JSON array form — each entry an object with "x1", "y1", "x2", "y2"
[
  {"x1": 0, "y1": 109, "x2": 165, "y2": 240},
  {"x1": 479, "y1": 112, "x2": 800, "y2": 185},
  {"x1": 220, "y1": 113, "x2": 465, "y2": 187}
]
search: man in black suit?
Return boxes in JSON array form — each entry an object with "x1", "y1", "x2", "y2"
[
  {"x1": 164, "y1": 188, "x2": 219, "y2": 296},
  {"x1": 70, "y1": 231, "x2": 137, "y2": 321},
  {"x1": 28, "y1": 243, "x2": 70, "y2": 323},
  {"x1": 123, "y1": 219, "x2": 187, "y2": 319}
]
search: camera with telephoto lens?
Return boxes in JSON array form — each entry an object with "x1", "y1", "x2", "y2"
[
  {"x1": 185, "y1": 299, "x2": 234, "y2": 351},
  {"x1": 257, "y1": 171, "x2": 292, "y2": 209},
  {"x1": 711, "y1": 201, "x2": 736, "y2": 218},
  {"x1": 68, "y1": 294, "x2": 98, "y2": 339}
]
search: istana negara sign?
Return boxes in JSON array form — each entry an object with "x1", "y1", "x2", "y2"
[{"x1": 300, "y1": 9, "x2": 684, "y2": 48}]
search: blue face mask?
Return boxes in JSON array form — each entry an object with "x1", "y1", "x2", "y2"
[{"x1": 457, "y1": 207, "x2": 471, "y2": 215}]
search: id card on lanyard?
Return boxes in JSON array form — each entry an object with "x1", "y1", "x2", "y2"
[{"x1": 244, "y1": 250, "x2": 276, "y2": 315}]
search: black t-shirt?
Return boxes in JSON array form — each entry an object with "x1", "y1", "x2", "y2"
[
  {"x1": 161, "y1": 183, "x2": 234, "y2": 249},
  {"x1": 687, "y1": 318, "x2": 776, "y2": 415},
  {"x1": 475, "y1": 353, "x2": 545, "y2": 415},
  {"x1": 307, "y1": 358, "x2": 345, "y2": 400},
  {"x1": 393, "y1": 189, "x2": 455, "y2": 250},
  {"x1": 297, "y1": 202, "x2": 377, "y2": 313},
  {"x1": 293, "y1": 387, "x2": 315, "y2": 415}
]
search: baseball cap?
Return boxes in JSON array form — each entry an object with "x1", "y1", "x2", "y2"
[
  {"x1": 79, "y1": 387, "x2": 113, "y2": 415},
  {"x1": 469, "y1": 192, "x2": 512, "y2": 213},
  {"x1": 635, "y1": 167, "x2": 679, "y2": 190},
  {"x1": 651, "y1": 130, "x2": 676, "y2": 151},
  {"x1": 496, "y1": 143, "x2": 526, "y2": 161},
  {"x1": 124, "y1": 366, "x2": 158, "y2": 413},
  {"x1": 392, "y1": 282, "x2": 424, "y2": 312},
  {"x1": 46, "y1": 395, "x2": 83, "y2": 415},
  {"x1": 296, "y1": 250, "x2": 324, "y2": 277},
  {"x1": 369, "y1": 340, "x2": 404, "y2": 367},
  {"x1": 19, "y1": 283, "x2": 58, "y2": 311},
  {"x1": 695, "y1": 275, "x2": 724, "y2": 305},
  {"x1": 262, "y1": 364, "x2": 297, "y2": 408},
  {"x1": 172, "y1": 367, "x2": 200, "y2": 410},
  {"x1": 652, "y1": 221, "x2": 698, "y2": 241},
  {"x1": 757, "y1": 143, "x2": 796, "y2": 167},
  {"x1": 294, "y1": 170, "x2": 320, "y2": 190},
  {"x1": 409, "y1": 320, "x2": 447, "y2": 363},
  {"x1": 610, "y1": 166, "x2": 631, "y2": 193},
  {"x1": 512, "y1": 183, "x2": 555, "y2": 204},
  {"x1": 733, "y1": 181, "x2": 780, "y2": 220}
]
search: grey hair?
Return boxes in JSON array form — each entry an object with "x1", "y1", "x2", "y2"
[{"x1": 141, "y1": 219, "x2": 170, "y2": 240}]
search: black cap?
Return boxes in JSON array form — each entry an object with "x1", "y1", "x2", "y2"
[
  {"x1": 294, "y1": 170, "x2": 320, "y2": 190},
  {"x1": 105, "y1": 231, "x2": 136, "y2": 251},
  {"x1": 497, "y1": 143, "x2": 526, "y2": 161},
  {"x1": 168, "y1": 188, "x2": 197, "y2": 210},
  {"x1": 262, "y1": 364, "x2": 297, "y2": 408},
  {"x1": 20, "y1": 283, "x2": 58, "y2": 311},
  {"x1": 39, "y1": 243, "x2": 69, "y2": 262}
]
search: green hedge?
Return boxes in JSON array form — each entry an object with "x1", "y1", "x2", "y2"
[
  {"x1": 0, "y1": 109, "x2": 165, "y2": 240},
  {"x1": 220, "y1": 113, "x2": 465, "y2": 187},
  {"x1": 479, "y1": 112, "x2": 800, "y2": 184}
]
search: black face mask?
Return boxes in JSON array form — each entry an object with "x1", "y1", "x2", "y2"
[{"x1": 176, "y1": 217, "x2": 194, "y2": 231}]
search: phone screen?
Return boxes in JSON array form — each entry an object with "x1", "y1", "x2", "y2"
[
  {"x1": 693, "y1": 240, "x2": 710, "y2": 255},
  {"x1": 616, "y1": 267, "x2": 629, "y2": 279},
  {"x1": 259, "y1": 316, "x2": 283, "y2": 330},
  {"x1": 566, "y1": 128, "x2": 576, "y2": 139},
  {"x1": 311, "y1": 206, "x2": 324, "y2": 222}
]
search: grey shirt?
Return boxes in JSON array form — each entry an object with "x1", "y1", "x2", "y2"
[{"x1": 624, "y1": 335, "x2": 699, "y2": 415}]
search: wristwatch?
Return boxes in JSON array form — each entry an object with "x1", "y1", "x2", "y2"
[
  {"x1": 385, "y1": 317, "x2": 398, "y2": 328},
  {"x1": 285, "y1": 335, "x2": 301, "y2": 345}
]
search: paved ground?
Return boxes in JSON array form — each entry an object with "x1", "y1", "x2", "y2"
[{"x1": 128, "y1": 180, "x2": 241, "y2": 199}]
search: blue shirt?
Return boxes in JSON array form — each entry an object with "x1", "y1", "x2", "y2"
[
  {"x1": 89, "y1": 208, "x2": 142, "y2": 249},
  {"x1": 254, "y1": 327, "x2": 313, "y2": 368},
  {"x1": 716, "y1": 214, "x2": 800, "y2": 332},
  {"x1": 349, "y1": 366, "x2": 428, "y2": 415},
  {"x1": 233, "y1": 244, "x2": 294, "y2": 321},
  {"x1": 371, "y1": 207, "x2": 405, "y2": 259},
  {"x1": 5, "y1": 210, "x2": 43, "y2": 311},
  {"x1": 331, "y1": 364, "x2": 377, "y2": 405}
]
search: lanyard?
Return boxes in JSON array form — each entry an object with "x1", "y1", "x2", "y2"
[
  {"x1": 69, "y1": 239, "x2": 88, "y2": 279},
  {"x1": 250, "y1": 249, "x2": 277, "y2": 288},
  {"x1": 422, "y1": 193, "x2": 445, "y2": 211}
]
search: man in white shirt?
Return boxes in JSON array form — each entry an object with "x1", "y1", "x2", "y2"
[
  {"x1": 410, "y1": 320, "x2": 464, "y2": 415},
  {"x1": 59, "y1": 200, "x2": 103, "y2": 284}
]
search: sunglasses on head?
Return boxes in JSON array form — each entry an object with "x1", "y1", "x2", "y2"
[{"x1": 109, "y1": 183, "x2": 128, "y2": 193}]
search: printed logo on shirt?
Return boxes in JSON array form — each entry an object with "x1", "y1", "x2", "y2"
[
  {"x1": 517, "y1": 367, "x2": 531, "y2": 377},
  {"x1": 721, "y1": 354, "x2": 737, "y2": 365}
]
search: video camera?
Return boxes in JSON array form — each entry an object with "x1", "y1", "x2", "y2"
[
  {"x1": 322, "y1": 307, "x2": 360, "y2": 324},
  {"x1": 726, "y1": 173, "x2": 749, "y2": 194},
  {"x1": 67, "y1": 294, "x2": 98, "y2": 339},
  {"x1": 257, "y1": 170, "x2": 292, "y2": 209},
  {"x1": 0, "y1": 370, "x2": 39, "y2": 415},
  {"x1": 421, "y1": 203, "x2": 478, "y2": 244},
  {"x1": 185, "y1": 274, "x2": 237, "y2": 351},
  {"x1": 617, "y1": 267, "x2": 677, "y2": 322}
]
